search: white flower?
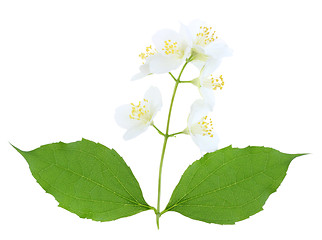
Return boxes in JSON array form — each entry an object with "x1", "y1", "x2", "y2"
[
  {"x1": 115, "y1": 86, "x2": 162, "y2": 140},
  {"x1": 132, "y1": 20, "x2": 231, "y2": 79},
  {"x1": 192, "y1": 70, "x2": 225, "y2": 110},
  {"x1": 184, "y1": 99, "x2": 219, "y2": 152},
  {"x1": 132, "y1": 45, "x2": 156, "y2": 81},
  {"x1": 149, "y1": 29, "x2": 191, "y2": 74},
  {"x1": 181, "y1": 20, "x2": 232, "y2": 76},
  {"x1": 133, "y1": 29, "x2": 191, "y2": 79}
]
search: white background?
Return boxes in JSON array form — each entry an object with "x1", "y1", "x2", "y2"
[{"x1": 1, "y1": 0, "x2": 321, "y2": 239}]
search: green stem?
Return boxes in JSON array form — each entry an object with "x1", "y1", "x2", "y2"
[
  {"x1": 152, "y1": 124, "x2": 165, "y2": 136},
  {"x1": 168, "y1": 131, "x2": 185, "y2": 137},
  {"x1": 169, "y1": 72, "x2": 177, "y2": 82},
  {"x1": 156, "y1": 135, "x2": 169, "y2": 229},
  {"x1": 156, "y1": 60, "x2": 189, "y2": 229},
  {"x1": 179, "y1": 80, "x2": 193, "y2": 83}
]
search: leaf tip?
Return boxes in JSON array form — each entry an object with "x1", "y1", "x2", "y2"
[
  {"x1": 293, "y1": 153, "x2": 309, "y2": 158},
  {"x1": 10, "y1": 142, "x2": 25, "y2": 155}
]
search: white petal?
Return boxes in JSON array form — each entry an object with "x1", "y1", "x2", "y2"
[
  {"x1": 179, "y1": 23, "x2": 193, "y2": 47},
  {"x1": 115, "y1": 105, "x2": 142, "y2": 129},
  {"x1": 188, "y1": 99, "x2": 210, "y2": 125},
  {"x1": 131, "y1": 63, "x2": 151, "y2": 81},
  {"x1": 191, "y1": 133, "x2": 219, "y2": 153},
  {"x1": 202, "y1": 58, "x2": 222, "y2": 77},
  {"x1": 192, "y1": 60, "x2": 206, "y2": 71},
  {"x1": 152, "y1": 29, "x2": 183, "y2": 53},
  {"x1": 123, "y1": 124, "x2": 149, "y2": 140},
  {"x1": 199, "y1": 87, "x2": 215, "y2": 110},
  {"x1": 149, "y1": 53, "x2": 183, "y2": 73},
  {"x1": 205, "y1": 39, "x2": 233, "y2": 59},
  {"x1": 144, "y1": 86, "x2": 162, "y2": 113},
  {"x1": 181, "y1": 42, "x2": 192, "y2": 60},
  {"x1": 131, "y1": 72, "x2": 147, "y2": 81},
  {"x1": 187, "y1": 19, "x2": 208, "y2": 38}
]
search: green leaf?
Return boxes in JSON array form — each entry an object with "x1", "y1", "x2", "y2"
[
  {"x1": 164, "y1": 146, "x2": 305, "y2": 224},
  {"x1": 13, "y1": 139, "x2": 152, "y2": 221}
]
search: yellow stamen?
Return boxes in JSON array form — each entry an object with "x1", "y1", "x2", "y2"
[
  {"x1": 162, "y1": 40, "x2": 180, "y2": 55},
  {"x1": 129, "y1": 99, "x2": 151, "y2": 122},
  {"x1": 139, "y1": 45, "x2": 157, "y2": 64},
  {"x1": 203, "y1": 74, "x2": 224, "y2": 90},
  {"x1": 195, "y1": 116, "x2": 215, "y2": 138},
  {"x1": 196, "y1": 26, "x2": 218, "y2": 47}
]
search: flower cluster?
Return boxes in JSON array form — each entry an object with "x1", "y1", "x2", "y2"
[{"x1": 115, "y1": 20, "x2": 231, "y2": 153}]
